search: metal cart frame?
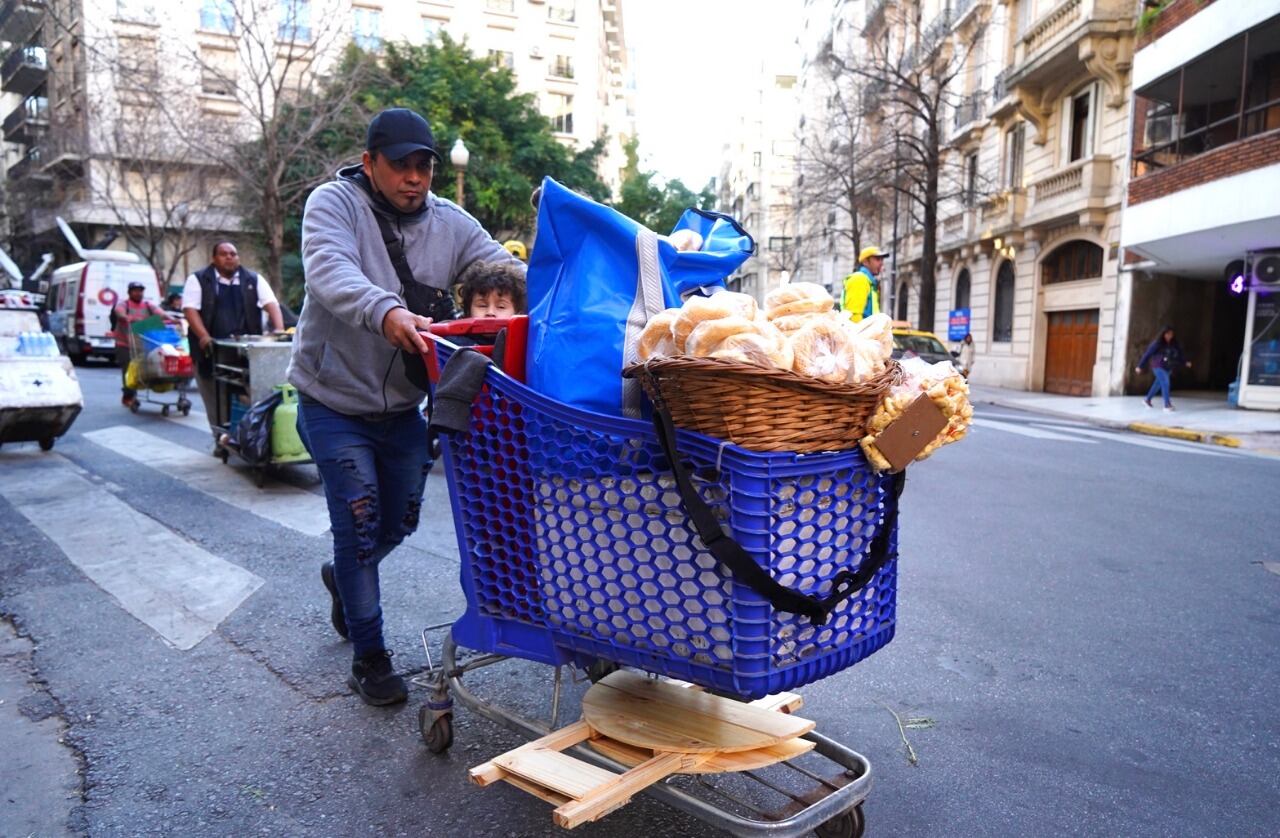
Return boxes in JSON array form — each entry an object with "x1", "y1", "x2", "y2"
[
  {"x1": 210, "y1": 337, "x2": 311, "y2": 484},
  {"x1": 126, "y1": 329, "x2": 192, "y2": 417}
]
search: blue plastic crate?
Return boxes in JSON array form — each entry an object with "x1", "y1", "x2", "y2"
[
  {"x1": 137, "y1": 326, "x2": 184, "y2": 349},
  {"x1": 435, "y1": 342, "x2": 899, "y2": 699}
]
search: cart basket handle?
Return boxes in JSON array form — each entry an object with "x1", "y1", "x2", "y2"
[{"x1": 650, "y1": 403, "x2": 904, "y2": 626}]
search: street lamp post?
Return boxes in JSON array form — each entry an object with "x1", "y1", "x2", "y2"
[{"x1": 450, "y1": 138, "x2": 469, "y2": 206}]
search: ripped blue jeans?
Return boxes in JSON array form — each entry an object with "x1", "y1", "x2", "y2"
[{"x1": 297, "y1": 395, "x2": 430, "y2": 658}]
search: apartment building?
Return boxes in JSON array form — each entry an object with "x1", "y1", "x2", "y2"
[
  {"x1": 1120, "y1": 0, "x2": 1280, "y2": 410},
  {"x1": 1, "y1": 0, "x2": 632, "y2": 278},
  {"x1": 796, "y1": 0, "x2": 1140, "y2": 396},
  {"x1": 718, "y1": 52, "x2": 802, "y2": 304}
]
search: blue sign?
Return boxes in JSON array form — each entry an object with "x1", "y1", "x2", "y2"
[{"x1": 948, "y1": 308, "x2": 971, "y2": 341}]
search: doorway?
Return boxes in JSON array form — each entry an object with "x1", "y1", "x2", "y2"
[{"x1": 1044, "y1": 309, "x2": 1100, "y2": 395}]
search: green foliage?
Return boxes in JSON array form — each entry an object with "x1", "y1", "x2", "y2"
[
  {"x1": 1136, "y1": 1, "x2": 1169, "y2": 34},
  {"x1": 614, "y1": 136, "x2": 717, "y2": 233}
]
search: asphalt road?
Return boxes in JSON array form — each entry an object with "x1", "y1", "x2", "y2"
[{"x1": 2, "y1": 363, "x2": 1278, "y2": 837}]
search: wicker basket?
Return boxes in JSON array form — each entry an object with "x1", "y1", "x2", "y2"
[{"x1": 624, "y1": 356, "x2": 901, "y2": 453}]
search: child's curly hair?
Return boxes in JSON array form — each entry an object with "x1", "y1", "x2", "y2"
[{"x1": 457, "y1": 260, "x2": 527, "y2": 315}]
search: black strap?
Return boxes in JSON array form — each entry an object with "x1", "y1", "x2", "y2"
[
  {"x1": 373, "y1": 213, "x2": 458, "y2": 324},
  {"x1": 650, "y1": 403, "x2": 904, "y2": 625}
]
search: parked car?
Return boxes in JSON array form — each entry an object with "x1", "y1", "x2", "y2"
[
  {"x1": 0, "y1": 289, "x2": 83, "y2": 451},
  {"x1": 890, "y1": 321, "x2": 958, "y2": 366}
]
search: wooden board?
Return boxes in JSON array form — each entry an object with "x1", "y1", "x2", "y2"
[
  {"x1": 587, "y1": 734, "x2": 814, "y2": 774},
  {"x1": 581, "y1": 670, "x2": 814, "y2": 754}
]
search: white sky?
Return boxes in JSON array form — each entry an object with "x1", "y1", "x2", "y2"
[{"x1": 626, "y1": 0, "x2": 802, "y2": 189}]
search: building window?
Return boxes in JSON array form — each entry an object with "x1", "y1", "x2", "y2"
[
  {"x1": 954, "y1": 268, "x2": 970, "y2": 310},
  {"x1": 548, "y1": 0, "x2": 575, "y2": 23},
  {"x1": 993, "y1": 261, "x2": 1015, "y2": 343},
  {"x1": 1067, "y1": 87, "x2": 1093, "y2": 162},
  {"x1": 117, "y1": 0, "x2": 156, "y2": 22},
  {"x1": 200, "y1": 46, "x2": 236, "y2": 95},
  {"x1": 1041, "y1": 240, "x2": 1103, "y2": 285},
  {"x1": 549, "y1": 93, "x2": 573, "y2": 133},
  {"x1": 278, "y1": 0, "x2": 311, "y2": 42},
  {"x1": 753, "y1": 151, "x2": 762, "y2": 167},
  {"x1": 1132, "y1": 15, "x2": 1280, "y2": 177},
  {"x1": 488, "y1": 49, "x2": 514, "y2": 70},
  {"x1": 422, "y1": 18, "x2": 443, "y2": 42},
  {"x1": 353, "y1": 7, "x2": 381, "y2": 51},
  {"x1": 550, "y1": 54, "x2": 574, "y2": 79},
  {"x1": 200, "y1": 0, "x2": 234, "y2": 33},
  {"x1": 896, "y1": 282, "x2": 909, "y2": 322},
  {"x1": 964, "y1": 152, "x2": 978, "y2": 207},
  {"x1": 1005, "y1": 124, "x2": 1024, "y2": 189},
  {"x1": 486, "y1": 0, "x2": 514, "y2": 12}
]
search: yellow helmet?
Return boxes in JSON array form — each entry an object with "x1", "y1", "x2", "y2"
[{"x1": 503, "y1": 240, "x2": 528, "y2": 262}]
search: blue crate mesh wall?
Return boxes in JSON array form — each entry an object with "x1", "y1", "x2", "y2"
[{"x1": 447, "y1": 374, "x2": 896, "y2": 690}]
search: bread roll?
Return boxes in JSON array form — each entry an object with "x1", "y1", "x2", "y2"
[
  {"x1": 672, "y1": 292, "x2": 758, "y2": 352},
  {"x1": 710, "y1": 333, "x2": 777, "y2": 367},
  {"x1": 789, "y1": 318, "x2": 855, "y2": 384},
  {"x1": 765, "y1": 282, "x2": 834, "y2": 319},
  {"x1": 686, "y1": 315, "x2": 763, "y2": 357},
  {"x1": 636, "y1": 308, "x2": 680, "y2": 361},
  {"x1": 771, "y1": 311, "x2": 843, "y2": 336},
  {"x1": 664, "y1": 229, "x2": 704, "y2": 252}
]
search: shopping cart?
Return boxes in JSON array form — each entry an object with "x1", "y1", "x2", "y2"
[
  {"x1": 415, "y1": 317, "x2": 900, "y2": 837},
  {"x1": 127, "y1": 323, "x2": 194, "y2": 417}
]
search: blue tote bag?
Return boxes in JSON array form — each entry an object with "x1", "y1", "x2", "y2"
[{"x1": 525, "y1": 177, "x2": 755, "y2": 417}]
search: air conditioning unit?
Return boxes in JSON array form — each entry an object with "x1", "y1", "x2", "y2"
[
  {"x1": 529, "y1": 45, "x2": 543, "y2": 59},
  {"x1": 1250, "y1": 250, "x2": 1280, "y2": 289}
]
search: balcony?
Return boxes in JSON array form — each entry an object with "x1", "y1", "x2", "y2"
[
  {"x1": 3, "y1": 94, "x2": 47, "y2": 143},
  {"x1": 1023, "y1": 154, "x2": 1114, "y2": 228},
  {"x1": 1004, "y1": 0, "x2": 1132, "y2": 140},
  {"x1": 0, "y1": 0, "x2": 44, "y2": 44},
  {"x1": 977, "y1": 190, "x2": 1027, "y2": 238},
  {"x1": 7, "y1": 144, "x2": 48, "y2": 181},
  {"x1": 40, "y1": 125, "x2": 86, "y2": 173},
  {"x1": 951, "y1": 90, "x2": 986, "y2": 144},
  {"x1": 952, "y1": 0, "x2": 986, "y2": 30},
  {"x1": 940, "y1": 209, "x2": 975, "y2": 252},
  {"x1": 1, "y1": 44, "x2": 45, "y2": 96}
]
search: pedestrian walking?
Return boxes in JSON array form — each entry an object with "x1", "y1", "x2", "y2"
[
  {"x1": 288, "y1": 107, "x2": 524, "y2": 706},
  {"x1": 1135, "y1": 325, "x2": 1191, "y2": 411},
  {"x1": 111, "y1": 281, "x2": 165, "y2": 408},
  {"x1": 956, "y1": 332, "x2": 975, "y2": 378},
  {"x1": 842, "y1": 245, "x2": 889, "y2": 323},
  {"x1": 181, "y1": 242, "x2": 285, "y2": 441}
]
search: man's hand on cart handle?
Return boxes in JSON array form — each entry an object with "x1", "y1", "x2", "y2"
[{"x1": 382, "y1": 307, "x2": 433, "y2": 354}]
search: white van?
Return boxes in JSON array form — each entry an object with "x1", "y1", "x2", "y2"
[{"x1": 46, "y1": 258, "x2": 162, "y2": 363}]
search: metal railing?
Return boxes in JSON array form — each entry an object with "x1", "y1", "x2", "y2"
[
  {"x1": 2, "y1": 44, "x2": 45, "y2": 78},
  {"x1": 991, "y1": 69, "x2": 1009, "y2": 104},
  {"x1": 952, "y1": 90, "x2": 985, "y2": 131}
]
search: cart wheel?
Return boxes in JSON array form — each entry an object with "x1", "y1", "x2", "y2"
[
  {"x1": 419, "y1": 707, "x2": 454, "y2": 754},
  {"x1": 179, "y1": 402, "x2": 191, "y2": 416},
  {"x1": 129, "y1": 399, "x2": 140, "y2": 414},
  {"x1": 161, "y1": 405, "x2": 171, "y2": 417},
  {"x1": 38, "y1": 437, "x2": 54, "y2": 452},
  {"x1": 815, "y1": 804, "x2": 865, "y2": 838}
]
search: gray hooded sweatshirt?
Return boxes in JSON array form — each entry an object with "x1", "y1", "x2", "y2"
[{"x1": 288, "y1": 164, "x2": 521, "y2": 416}]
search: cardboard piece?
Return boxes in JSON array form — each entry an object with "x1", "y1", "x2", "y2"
[{"x1": 872, "y1": 394, "x2": 948, "y2": 472}]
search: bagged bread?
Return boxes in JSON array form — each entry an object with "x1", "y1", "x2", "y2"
[
  {"x1": 861, "y1": 357, "x2": 973, "y2": 469},
  {"x1": 636, "y1": 308, "x2": 681, "y2": 361},
  {"x1": 764, "y1": 282, "x2": 834, "y2": 319},
  {"x1": 771, "y1": 310, "x2": 844, "y2": 336},
  {"x1": 685, "y1": 315, "x2": 763, "y2": 357},
  {"x1": 672, "y1": 292, "x2": 758, "y2": 352},
  {"x1": 789, "y1": 318, "x2": 855, "y2": 384},
  {"x1": 710, "y1": 333, "x2": 778, "y2": 367}
]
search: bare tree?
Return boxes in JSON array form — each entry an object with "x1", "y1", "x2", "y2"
[{"x1": 819, "y1": 3, "x2": 989, "y2": 330}]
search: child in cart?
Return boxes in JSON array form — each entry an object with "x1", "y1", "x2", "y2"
[{"x1": 458, "y1": 260, "x2": 526, "y2": 325}]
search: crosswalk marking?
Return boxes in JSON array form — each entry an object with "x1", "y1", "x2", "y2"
[
  {"x1": 83, "y1": 425, "x2": 331, "y2": 536},
  {"x1": 0, "y1": 457, "x2": 264, "y2": 651},
  {"x1": 971, "y1": 417, "x2": 1098, "y2": 442}
]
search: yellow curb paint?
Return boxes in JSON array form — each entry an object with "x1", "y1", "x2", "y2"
[
  {"x1": 1206, "y1": 434, "x2": 1241, "y2": 448},
  {"x1": 1126, "y1": 422, "x2": 1203, "y2": 443}
]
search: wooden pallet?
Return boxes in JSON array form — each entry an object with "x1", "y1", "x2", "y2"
[{"x1": 468, "y1": 672, "x2": 814, "y2": 830}]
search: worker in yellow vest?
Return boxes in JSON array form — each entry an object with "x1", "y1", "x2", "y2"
[{"x1": 842, "y1": 245, "x2": 889, "y2": 323}]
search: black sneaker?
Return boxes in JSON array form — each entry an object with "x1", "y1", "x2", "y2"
[
  {"x1": 320, "y1": 562, "x2": 349, "y2": 640},
  {"x1": 348, "y1": 650, "x2": 407, "y2": 706}
]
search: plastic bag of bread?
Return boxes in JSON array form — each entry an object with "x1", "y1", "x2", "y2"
[
  {"x1": 771, "y1": 310, "x2": 845, "y2": 337},
  {"x1": 848, "y1": 312, "x2": 894, "y2": 359},
  {"x1": 687, "y1": 316, "x2": 793, "y2": 369},
  {"x1": 861, "y1": 357, "x2": 973, "y2": 470},
  {"x1": 636, "y1": 308, "x2": 681, "y2": 361},
  {"x1": 789, "y1": 318, "x2": 854, "y2": 384},
  {"x1": 671, "y1": 292, "x2": 758, "y2": 352},
  {"x1": 844, "y1": 313, "x2": 894, "y2": 384},
  {"x1": 764, "y1": 282, "x2": 834, "y2": 319}
]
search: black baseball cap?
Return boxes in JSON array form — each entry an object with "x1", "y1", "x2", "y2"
[
  {"x1": 366, "y1": 108, "x2": 441, "y2": 162},
  {"x1": 127, "y1": 281, "x2": 146, "y2": 290}
]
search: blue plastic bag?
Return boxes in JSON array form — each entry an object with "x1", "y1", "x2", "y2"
[{"x1": 525, "y1": 177, "x2": 755, "y2": 417}]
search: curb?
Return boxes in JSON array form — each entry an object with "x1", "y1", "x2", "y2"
[{"x1": 973, "y1": 394, "x2": 1252, "y2": 450}]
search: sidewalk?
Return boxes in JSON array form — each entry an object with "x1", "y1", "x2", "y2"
[{"x1": 969, "y1": 384, "x2": 1280, "y2": 453}]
